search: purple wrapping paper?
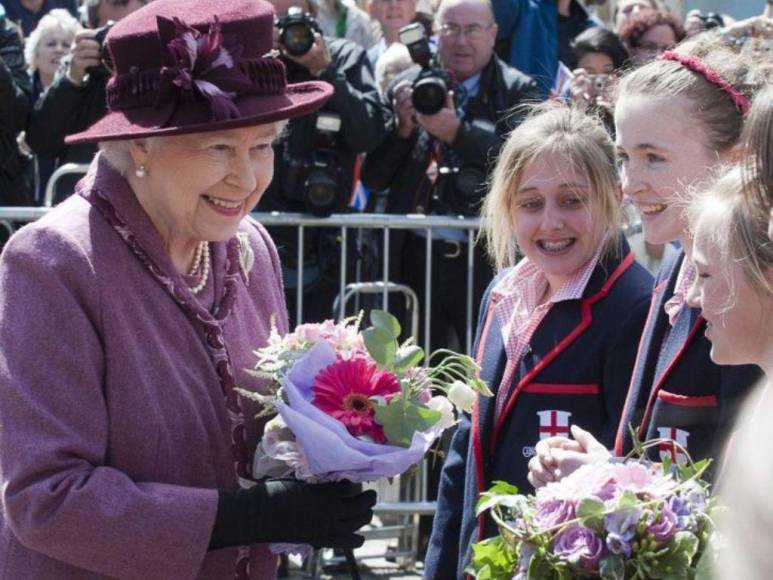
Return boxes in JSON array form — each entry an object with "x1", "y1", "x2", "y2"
[{"x1": 276, "y1": 341, "x2": 441, "y2": 482}]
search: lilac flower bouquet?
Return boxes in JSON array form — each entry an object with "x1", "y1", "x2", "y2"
[
  {"x1": 237, "y1": 311, "x2": 491, "y2": 554},
  {"x1": 470, "y1": 445, "x2": 716, "y2": 579}
]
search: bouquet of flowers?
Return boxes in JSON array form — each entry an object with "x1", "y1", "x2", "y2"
[
  {"x1": 238, "y1": 310, "x2": 491, "y2": 554},
  {"x1": 470, "y1": 440, "x2": 716, "y2": 580}
]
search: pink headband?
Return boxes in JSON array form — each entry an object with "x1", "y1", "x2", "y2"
[{"x1": 659, "y1": 51, "x2": 751, "y2": 115}]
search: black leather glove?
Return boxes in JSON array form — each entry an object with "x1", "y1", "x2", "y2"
[{"x1": 208, "y1": 478, "x2": 377, "y2": 550}]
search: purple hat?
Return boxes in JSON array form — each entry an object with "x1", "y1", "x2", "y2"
[{"x1": 65, "y1": 0, "x2": 332, "y2": 144}]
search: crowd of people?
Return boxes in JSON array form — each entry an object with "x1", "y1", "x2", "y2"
[{"x1": 0, "y1": 0, "x2": 772, "y2": 578}]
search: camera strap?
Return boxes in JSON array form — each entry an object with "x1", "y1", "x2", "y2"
[{"x1": 412, "y1": 137, "x2": 441, "y2": 214}]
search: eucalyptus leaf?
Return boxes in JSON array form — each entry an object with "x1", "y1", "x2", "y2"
[
  {"x1": 373, "y1": 397, "x2": 441, "y2": 447},
  {"x1": 370, "y1": 310, "x2": 401, "y2": 339},
  {"x1": 362, "y1": 327, "x2": 397, "y2": 367},
  {"x1": 576, "y1": 496, "x2": 605, "y2": 520},
  {"x1": 394, "y1": 344, "x2": 425, "y2": 371}
]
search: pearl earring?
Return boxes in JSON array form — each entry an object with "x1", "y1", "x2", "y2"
[{"x1": 135, "y1": 165, "x2": 146, "y2": 178}]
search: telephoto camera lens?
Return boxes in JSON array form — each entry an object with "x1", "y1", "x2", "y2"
[
  {"x1": 304, "y1": 170, "x2": 339, "y2": 216},
  {"x1": 412, "y1": 74, "x2": 448, "y2": 115},
  {"x1": 277, "y1": 7, "x2": 317, "y2": 56}
]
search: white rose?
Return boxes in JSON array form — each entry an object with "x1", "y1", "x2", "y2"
[
  {"x1": 428, "y1": 396, "x2": 456, "y2": 431},
  {"x1": 448, "y1": 380, "x2": 476, "y2": 414}
]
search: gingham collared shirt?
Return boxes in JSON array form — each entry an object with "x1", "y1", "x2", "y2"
[
  {"x1": 663, "y1": 260, "x2": 697, "y2": 327},
  {"x1": 489, "y1": 242, "x2": 606, "y2": 421}
]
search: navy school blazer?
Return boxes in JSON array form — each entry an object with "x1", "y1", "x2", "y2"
[
  {"x1": 424, "y1": 237, "x2": 653, "y2": 579},
  {"x1": 614, "y1": 250, "x2": 761, "y2": 470}
]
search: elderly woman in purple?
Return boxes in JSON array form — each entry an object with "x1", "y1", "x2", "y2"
[{"x1": 0, "y1": 0, "x2": 376, "y2": 578}]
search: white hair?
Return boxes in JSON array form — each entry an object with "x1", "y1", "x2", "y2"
[
  {"x1": 24, "y1": 9, "x2": 81, "y2": 74},
  {"x1": 374, "y1": 43, "x2": 413, "y2": 96},
  {"x1": 98, "y1": 120, "x2": 289, "y2": 175}
]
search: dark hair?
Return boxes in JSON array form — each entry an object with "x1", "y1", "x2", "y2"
[
  {"x1": 618, "y1": 10, "x2": 685, "y2": 49},
  {"x1": 569, "y1": 27, "x2": 630, "y2": 70}
]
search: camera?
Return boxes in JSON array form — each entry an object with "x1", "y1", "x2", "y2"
[
  {"x1": 592, "y1": 73, "x2": 610, "y2": 92},
  {"x1": 434, "y1": 163, "x2": 487, "y2": 216},
  {"x1": 275, "y1": 7, "x2": 321, "y2": 57},
  {"x1": 86, "y1": 21, "x2": 115, "y2": 76},
  {"x1": 399, "y1": 23, "x2": 450, "y2": 115},
  {"x1": 281, "y1": 112, "x2": 344, "y2": 216},
  {"x1": 698, "y1": 12, "x2": 724, "y2": 31}
]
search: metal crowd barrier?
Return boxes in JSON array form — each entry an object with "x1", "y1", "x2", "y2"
[{"x1": 1, "y1": 173, "x2": 643, "y2": 573}]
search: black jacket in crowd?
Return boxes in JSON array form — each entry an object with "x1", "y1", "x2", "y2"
[
  {"x1": 25, "y1": 59, "x2": 109, "y2": 202},
  {"x1": 0, "y1": 15, "x2": 32, "y2": 206},
  {"x1": 361, "y1": 55, "x2": 539, "y2": 216},
  {"x1": 258, "y1": 36, "x2": 389, "y2": 216}
]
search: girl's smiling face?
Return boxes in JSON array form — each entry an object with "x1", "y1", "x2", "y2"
[
  {"x1": 615, "y1": 94, "x2": 722, "y2": 245},
  {"x1": 511, "y1": 151, "x2": 606, "y2": 293},
  {"x1": 687, "y1": 208, "x2": 773, "y2": 368}
]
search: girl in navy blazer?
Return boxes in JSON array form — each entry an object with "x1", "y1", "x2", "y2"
[
  {"x1": 424, "y1": 104, "x2": 653, "y2": 579},
  {"x1": 528, "y1": 36, "x2": 762, "y2": 490}
]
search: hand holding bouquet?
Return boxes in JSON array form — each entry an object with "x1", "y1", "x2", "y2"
[{"x1": 237, "y1": 310, "x2": 491, "y2": 556}]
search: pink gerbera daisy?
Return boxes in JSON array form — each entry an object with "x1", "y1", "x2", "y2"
[{"x1": 312, "y1": 357, "x2": 400, "y2": 443}]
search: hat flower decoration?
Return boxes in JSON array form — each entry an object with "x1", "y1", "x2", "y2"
[{"x1": 158, "y1": 15, "x2": 251, "y2": 121}]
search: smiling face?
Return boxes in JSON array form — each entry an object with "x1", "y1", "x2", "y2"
[
  {"x1": 511, "y1": 151, "x2": 604, "y2": 292},
  {"x1": 615, "y1": 94, "x2": 720, "y2": 245},
  {"x1": 129, "y1": 123, "x2": 280, "y2": 259},
  {"x1": 437, "y1": 0, "x2": 497, "y2": 82},
  {"x1": 688, "y1": 209, "x2": 773, "y2": 368},
  {"x1": 370, "y1": 0, "x2": 416, "y2": 38},
  {"x1": 35, "y1": 27, "x2": 73, "y2": 83}
]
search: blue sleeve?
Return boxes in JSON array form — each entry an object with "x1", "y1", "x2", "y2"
[
  {"x1": 491, "y1": 0, "x2": 523, "y2": 39},
  {"x1": 601, "y1": 292, "x2": 650, "y2": 448},
  {"x1": 424, "y1": 412, "x2": 471, "y2": 579}
]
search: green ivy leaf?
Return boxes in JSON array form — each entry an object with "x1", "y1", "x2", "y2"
[
  {"x1": 373, "y1": 397, "x2": 441, "y2": 447},
  {"x1": 673, "y1": 531, "x2": 699, "y2": 561},
  {"x1": 600, "y1": 555, "x2": 625, "y2": 580},
  {"x1": 475, "y1": 481, "x2": 520, "y2": 515},
  {"x1": 394, "y1": 344, "x2": 425, "y2": 371},
  {"x1": 662, "y1": 454, "x2": 673, "y2": 475},
  {"x1": 370, "y1": 310, "x2": 401, "y2": 339},
  {"x1": 527, "y1": 549, "x2": 553, "y2": 580},
  {"x1": 363, "y1": 327, "x2": 396, "y2": 368},
  {"x1": 469, "y1": 536, "x2": 516, "y2": 580}
]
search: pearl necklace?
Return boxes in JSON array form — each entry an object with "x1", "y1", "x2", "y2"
[{"x1": 187, "y1": 241, "x2": 210, "y2": 296}]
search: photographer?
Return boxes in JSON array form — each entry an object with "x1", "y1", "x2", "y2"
[
  {"x1": 24, "y1": 0, "x2": 145, "y2": 204},
  {"x1": 567, "y1": 27, "x2": 629, "y2": 135},
  {"x1": 259, "y1": 0, "x2": 390, "y2": 324},
  {"x1": 362, "y1": 0, "x2": 539, "y2": 355},
  {"x1": 0, "y1": 5, "x2": 33, "y2": 209}
]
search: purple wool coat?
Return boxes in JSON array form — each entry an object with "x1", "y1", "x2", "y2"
[{"x1": 0, "y1": 155, "x2": 289, "y2": 579}]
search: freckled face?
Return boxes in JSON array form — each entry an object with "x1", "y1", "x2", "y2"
[
  {"x1": 687, "y1": 210, "x2": 773, "y2": 367},
  {"x1": 615, "y1": 94, "x2": 720, "y2": 245},
  {"x1": 133, "y1": 123, "x2": 279, "y2": 247},
  {"x1": 511, "y1": 151, "x2": 606, "y2": 292}
]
